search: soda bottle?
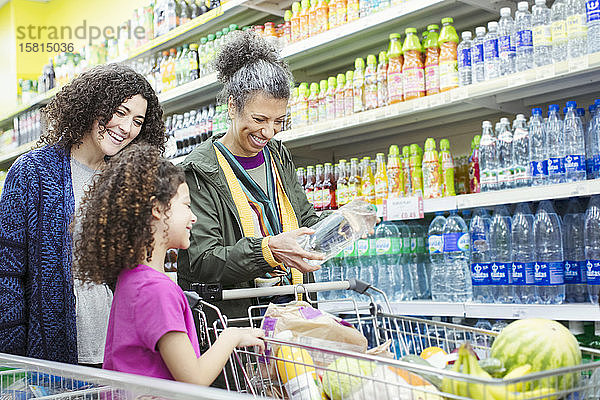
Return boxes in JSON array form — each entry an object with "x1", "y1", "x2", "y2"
[
  {"x1": 585, "y1": 195, "x2": 600, "y2": 303},
  {"x1": 344, "y1": 71, "x2": 354, "y2": 116},
  {"x1": 387, "y1": 145, "x2": 403, "y2": 198},
  {"x1": 305, "y1": 165, "x2": 316, "y2": 205},
  {"x1": 566, "y1": 0, "x2": 588, "y2": 58},
  {"x1": 376, "y1": 51, "x2": 388, "y2": 108},
  {"x1": 480, "y1": 120, "x2": 498, "y2": 192},
  {"x1": 443, "y1": 210, "x2": 473, "y2": 302},
  {"x1": 533, "y1": 200, "x2": 566, "y2": 304},
  {"x1": 336, "y1": 160, "x2": 349, "y2": 207},
  {"x1": 563, "y1": 101, "x2": 586, "y2": 182},
  {"x1": 429, "y1": 212, "x2": 447, "y2": 301},
  {"x1": 497, "y1": 117, "x2": 515, "y2": 190},
  {"x1": 439, "y1": 139, "x2": 455, "y2": 196},
  {"x1": 532, "y1": 0, "x2": 553, "y2": 67},
  {"x1": 375, "y1": 221, "x2": 401, "y2": 299},
  {"x1": 364, "y1": 54, "x2": 378, "y2": 110},
  {"x1": 457, "y1": 31, "x2": 473, "y2": 86},
  {"x1": 547, "y1": 104, "x2": 566, "y2": 184},
  {"x1": 291, "y1": 2, "x2": 301, "y2": 42},
  {"x1": 498, "y1": 7, "x2": 517, "y2": 76},
  {"x1": 515, "y1": 1, "x2": 534, "y2": 71},
  {"x1": 352, "y1": 58, "x2": 365, "y2": 113},
  {"x1": 314, "y1": 164, "x2": 324, "y2": 211},
  {"x1": 348, "y1": 158, "x2": 361, "y2": 202},
  {"x1": 512, "y1": 114, "x2": 531, "y2": 188},
  {"x1": 424, "y1": 24, "x2": 441, "y2": 96},
  {"x1": 484, "y1": 21, "x2": 501, "y2": 80},
  {"x1": 374, "y1": 153, "x2": 388, "y2": 207},
  {"x1": 317, "y1": 79, "x2": 327, "y2": 122},
  {"x1": 299, "y1": 0, "x2": 310, "y2": 40},
  {"x1": 401, "y1": 145, "x2": 412, "y2": 196},
  {"x1": 325, "y1": 76, "x2": 337, "y2": 120},
  {"x1": 470, "y1": 208, "x2": 492, "y2": 303},
  {"x1": 422, "y1": 138, "x2": 442, "y2": 199},
  {"x1": 307, "y1": 82, "x2": 319, "y2": 124},
  {"x1": 511, "y1": 203, "x2": 536, "y2": 304},
  {"x1": 439, "y1": 17, "x2": 460, "y2": 92},
  {"x1": 322, "y1": 163, "x2": 336, "y2": 210},
  {"x1": 469, "y1": 135, "x2": 481, "y2": 193},
  {"x1": 335, "y1": 73, "x2": 346, "y2": 119},
  {"x1": 387, "y1": 33, "x2": 404, "y2": 104},
  {"x1": 564, "y1": 199, "x2": 588, "y2": 303},
  {"x1": 402, "y1": 28, "x2": 425, "y2": 100},
  {"x1": 297, "y1": 83, "x2": 309, "y2": 128},
  {"x1": 409, "y1": 144, "x2": 423, "y2": 195},
  {"x1": 489, "y1": 205, "x2": 514, "y2": 303},
  {"x1": 297, "y1": 167, "x2": 306, "y2": 189},
  {"x1": 361, "y1": 157, "x2": 375, "y2": 205},
  {"x1": 472, "y1": 26, "x2": 486, "y2": 84}
]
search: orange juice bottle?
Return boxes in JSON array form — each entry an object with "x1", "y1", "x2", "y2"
[
  {"x1": 347, "y1": 0, "x2": 359, "y2": 22},
  {"x1": 290, "y1": 3, "x2": 301, "y2": 42},
  {"x1": 439, "y1": 17, "x2": 459, "y2": 92},
  {"x1": 336, "y1": 0, "x2": 347, "y2": 26},
  {"x1": 401, "y1": 145, "x2": 412, "y2": 195},
  {"x1": 297, "y1": 82, "x2": 309, "y2": 127},
  {"x1": 374, "y1": 153, "x2": 388, "y2": 207},
  {"x1": 377, "y1": 51, "x2": 388, "y2": 108},
  {"x1": 424, "y1": 24, "x2": 440, "y2": 96},
  {"x1": 308, "y1": 0, "x2": 318, "y2": 37},
  {"x1": 335, "y1": 73, "x2": 346, "y2": 119},
  {"x1": 387, "y1": 145, "x2": 403, "y2": 197},
  {"x1": 402, "y1": 28, "x2": 425, "y2": 100},
  {"x1": 328, "y1": 0, "x2": 338, "y2": 29},
  {"x1": 325, "y1": 76, "x2": 337, "y2": 119},
  {"x1": 409, "y1": 144, "x2": 423, "y2": 195},
  {"x1": 353, "y1": 57, "x2": 365, "y2": 113},
  {"x1": 299, "y1": 0, "x2": 310, "y2": 41},
  {"x1": 347, "y1": 157, "x2": 361, "y2": 201},
  {"x1": 439, "y1": 138, "x2": 456, "y2": 196},
  {"x1": 344, "y1": 70, "x2": 354, "y2": 116},
  {"x1": 387, "y1": 33, "x2": 403, "y2": 104},
  {"x1": 364, "y1": 54, "x2": 378, "y2": 110},
  {"x1": 283, "y1": 10, "x2": 293, "y2": 45},
  {"x1": 361, "y1": 156, "x2": 375, "y2": 205},
  {"x1": 422, "y1": 138, "x2": 442, "y2": 199},
  {"x1": 316, "y1": 0, "x2": 329, "y2": 33}
]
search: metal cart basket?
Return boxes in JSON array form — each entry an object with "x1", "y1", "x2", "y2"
[{"x1": 185, "y1": 279, "x2": 600, "y2": 400}]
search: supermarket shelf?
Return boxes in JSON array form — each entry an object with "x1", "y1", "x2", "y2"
[
  {"x1": 0, "y1": 142, "x2": 36, "y2": 168},
  {"x1": 0, "y1": 88, "x2": 57, "y2": 128},
  {"x1": 158, "y1": 72, "x2": 219, "y2": 114}
]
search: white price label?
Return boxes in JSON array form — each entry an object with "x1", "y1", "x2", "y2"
[
  {"x1": 385, "y1": 195, "x2": 424, "y2": 221},
  {"x1": 535, "y1": 64, "x2": 555, "y2": 81},
  {"x1": 569, "y1": 55, "x2": 589, "y2": 72},
  {"x1": 512, "y1": 308, "x2": 527, "y2": 318}
]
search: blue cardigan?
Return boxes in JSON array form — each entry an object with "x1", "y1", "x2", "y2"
[{"x1": 0, "y1": 145, "x2": 77, "y2": 363}]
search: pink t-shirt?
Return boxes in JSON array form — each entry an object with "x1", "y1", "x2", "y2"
[{"x1": 103, "y1": 264, "x2": 201, "y2": 380}]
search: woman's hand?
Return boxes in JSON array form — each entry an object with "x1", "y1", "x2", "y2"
[
  {"x1": 268, "y1": 227, "x2": 325, "y2": 273},
  {"x1": 223, "y1": 327, "x2": 265, "y2": 351}
]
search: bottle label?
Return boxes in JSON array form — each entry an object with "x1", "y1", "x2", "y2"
[
  {"x1": 512, "y1": 262, "x2": 535, "y2": 285},
  {"x1": 517, "y1": 29, "x2": 533, "y2": 49},
  {"x1": 318, "y1": 101, "x2": 327, "y2": 122},
  {"x1": 375, "y1": 178, "x2": 387, "y2": 200},
  {"x1": 497, "y1": 168, "x2": 514, "y2": 184},
  {"x1": 471, "y1": 231, "x2": 488, "y2": 252},
  {"x1": 313, "y1": 187, "x2": 322, "y2": 208},
  {"x1": 564, "y1": 154, "x2": 586, "y2": 173},
  {"x1": 428, "y1": 234, "x2": 443, "y2": 254},
  {"x1": 490, "y1": 262, "x2": 511, "y2": 285},
  {"x1": 387, "y1": 71, "x2": 403, "y2": 103},
  {"x1": 587, "y1": 0, "x2": 600, "y2": 23},
  {"x1": 567, "y1": 14, "x2": 588, "y2": 38},
  {"x1": 353, "y1": 84, "x2": 364, "y2": 112},
  {"x1": 586, "y1": 260, "x2": 600, "y2": 284},
  {"x1": 402, "y1": 237, "x2": 411, "y2": 254},
  {"x1": 513, "y1": 165, "x2": 529, "y2": 183},
  {"x1": 410, "y1": 237, "x2": 417, "y2": 253},
  {"x1": 439, "y1": 61, "x2": 459, "y2": 90},
  {"x1": 336, "y1": 185, "x2": 348, "y2": 206},
  {"x1": 530, "y1": 160, "x2": 549, "y2": 177},
  {"x1": 552, "y1": 20, "x2": 567, "y2": 41},
  {"x1": 471, "y1": 263, "x2": 490, "y2": 286},
  {"x1": 368, "y1": 238, "x2": 377, "y2": 256},
  {"x1": 587, "y1": 157, "x2": 595, "y2": 177},
  {"x1": 565, "y1": 260, "x2": 585, "y2": 284},
  {"x1": 499, "y1": 35, "x2": 513, "y2": 56},
  {"x1": 480, "y1": 170, "x2": 497, "y2": 185},
  {"x1": 305, "y1": 189, "x2": 314, "y2": 205},
  {"x1": 375, "y1": 237, "x2": 401, "y2": 255},
  {"x1": 443, "y1": 232, "x2": 469, "y2": 252},
  {"x1": 595, "y1": 154, "x2": 600, "y2": 172},
  {"x1": 473, "y1": 43, "x2": 484, "y2": 64},
  {"x1": 322, "y1": 190, "x2": 332, "y2": 209},
  {"x1": 533, "y1": 25, "x2": 552, "y2": 47},
  {"x1": 534, "y1": 261, "x2": 565, "y2": 286},
  {"x1": 548, "y1": 157, "x2": 565, "y2": 176},
  {"x1": 459, "y1": 48, "x2": 472, "y2": 68},
  {"x1": 425, "y1": 64, "x2": 440, "y2": 93},
  {"x1": 343, "y1": 242, "x2": 357, "y2": 257},
  {"x1": 484, "y1": 38, "x2": 499, "y2": 59},
  {"x1": 402, "y1": 67, "x2": 425, "y2": 95},
  {"x1": 357, "y1": 239, "x2": 369, "y2": 256}
]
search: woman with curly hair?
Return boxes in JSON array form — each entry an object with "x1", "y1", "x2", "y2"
[
  {"x1": 0, "y1": 63, "x2": 165, "y2": 365},
  {"x1": 75, "y1": 144, "x2": 263, "y2": 383}
]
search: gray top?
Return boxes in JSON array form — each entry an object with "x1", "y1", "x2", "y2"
[
  {"x1": 245, "y1": 162, "x2": 268, "y2": 195},
  {"x1": 71, "y1": 157, "x2": 113, "y2": 365}
]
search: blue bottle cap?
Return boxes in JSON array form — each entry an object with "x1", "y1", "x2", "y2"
[
  {"x1": 532, "y1": 107, "x2": 542, "y2": 115},
  {"x1": 549, "y1": 104, "x2": 560, "y2": 112},
  {"x1": 590, "y1": 104, "x2": 597, "y2": 113},
  {"x1": 595, "y1": 99, "x2": 600, "y2": 106},
  {"x1": 566, "y1": 100, "x2": 577, "y2": 108},
  {"x1": 577, "y1": 108, "x2": 585, "y2": 117}
]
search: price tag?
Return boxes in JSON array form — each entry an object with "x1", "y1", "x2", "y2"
[
  {"x1": 450, "y1": 87, "x2": 468, "y2": 102},
  {"x1": 535, "y1": 64, "x2": 555, "y2": 81},
  {"x1": 511, "y1": 308, "x2": 527, "y2": 318},
  {"x1": 385, "y1": 195, "x2": 424, "y2": 221},
  {"x1": 569, "y1": 55, "x2": 589, "y2": 72}
]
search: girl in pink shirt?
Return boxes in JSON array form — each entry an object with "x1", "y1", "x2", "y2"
[{"x1": 74, "y1": 144, "x2": 264, "y2": 385}]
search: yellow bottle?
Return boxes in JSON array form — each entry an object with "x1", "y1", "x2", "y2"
[
  {"x1": 374, "y1": 153, "x2": 388, "y2": 206},
  {"x1": 347, "y1": 157, "x2": 361, "y2": 201},
  {"x1": 336, "y1": 159, "x2": 349, "y2": 207},
  {"x1": 361, "y1": 156, "x2": 375, "y2": 205},
  {"x1": 387, "y1": 145, "x2": 403, "y2": 198}
]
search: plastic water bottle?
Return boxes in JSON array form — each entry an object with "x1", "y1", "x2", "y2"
[
  {"x1": 480, "y1": 120, "x2": 498, "y2": 192},
  {"x1": 489, "y1": 205, "x2": 514, "y2": 303},
  {"x1": 563, "y1": 199, "x2": 589, "y2": 303},
  {"x1": 472, "y1": 26, "x2": 486, "y2": 84},
  {"x1": 587, "y1": 102, "x2": 600, "y2": 179},
  {"x1": 532, "y1": 0, "x2": 553, "y2": 66},
  {"x1": 529, "y1": 108, "x2": 549, "y2": 186},
  {"x1": 443, "y1": 211, "x2": 473, "y2": 302},
  {"x1": 409, "y1": 223, "x2": 428, "y2": 300},
  {"x1": 587, "y1": 0, "x2": 600, "y2": 54},
  {"x1": 497, "y1": 118, "x2": 515, "y2": 190},
  {"x1": 470, "y1": 208, "x2": 492, "y2": 303},
  {"x1": 396, "y1": 221, "x2": 416, "y2": 301},
  {"x1": 585, "y1": 195, "x2": 600, "y2": 303},
  {"x1": 314, "y1": 259, "x2": 331, "y2": 300},
  {"x1": 484, "y1": 21, "x2": 501, "y2": 80},
  {"x1": 567, "y1": 0, "x2": 588, "y2": 58},
  {"x1": 547, "y1": 104, "x2": 566, "y2": 184},
  {"x1": 328, "y1": 250, "x2": 346, "y2": 300},
  {"x1": 594, "y1": 100, "x2": 600, "y2": 176},
  {"x1": 516, "y1": 1, "x2": 534, "y2": 71},
  {"x1": 552, "y1": 0, "x2": 568, "y2": 62},
  {"x1": 342, "y1": 242, "x2": 360, "y2": 300},
  {"x1": 533, "y1": 200, "x2": 566, "y2": 304},
  {"x1": 458, "y1": 31, "x2": 473, "y2": 86},
  {"x1": 512, "y1": 203, "x2": 536, "y2": 304},
  {"x1": 498, "y1": 7, "x2": 517, "y2": 76},
  {"x1": 428, "y1": 212, "x2": 447, "y2": 301},
  {"x1": 375, "y1": 221, "x2": 401, "y2": 300},
  {"x1": 563, "y1": 101, "x2": 587, "y2": 182},
  {"x1": 512, "y1": 114, "x2": 531, "y2": 188},
  {"x1": 358, "y1": 234, "x2": 376, "y2": 286}
]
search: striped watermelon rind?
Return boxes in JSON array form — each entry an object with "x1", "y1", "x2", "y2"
[{"x1": 490, "y1": 319, "x2": 582, "y2": 391}]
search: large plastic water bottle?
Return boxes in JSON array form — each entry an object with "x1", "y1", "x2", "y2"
[
  {"x1": 512, "y1": 114, "x2": 532, "y2": 187},
  {"x1": 443, "y1": 211, "x2": 473, "y2": 302},
  {"x1": 516, "y1": 1, "x2": 534, "y2": 71},
  {"x1": 563, "y1": 199, "x2": 589, "y2": 303},
  {"x1": 375, "y1": 221, "x2": 401, "y2": 300},
  {"x1": 552, "y1": 0, "x2": 568, "y2": 62},
  {"x1": 342, "y1": 241, "x2": 360, "y2": 300},
  {"x1": 532, "y1": 0, "x2": 553, "y2": 66},
  {"x1": 428, "y1": 212, "x2": 447, "y2": 301},
  {"x1": 409, "y1": 223, "x2": 429, "y2": 300},
  {"x1": 563, "y1": 101, "x2": 587, "y2": 182},
  {"x1": 396, "y1": 221, "x2": 416, "y2": 301},
  {"x1": 533, "y1": 200, "x2": 566, "y2": 304},
  {"x1": 484, "y1": 21, "x2": 501, "y2": 80},
  {"x1": 529, "y1": 108, "x2": 549, "y2": 186},
  {"x1": 566, "y1": 0, "x2": 588, "y2": 58},
  {"x1": 458, "y1": 31, "x2": 473, "y2": 86},
  {"x1": 587, "y1": 101, "x2": 600, "y2": 179},
  {"x1": 470, "y1": 208, "x2": 492, "y2": 303},
  {"x1": 489, "y1": 205, "x2": 514, "y2": 303},
  {"x1": 480, "y1": 120, "x2": 499, "y2": 192},
  {"x1": 472, "y1": 26, "x2": 486, "y2": 84},
  {"x1": 585, "y1": 195, "x2": 600, "y2": 303},
  {"x1": 314, "y1": 259, "x2": 331, "y2": 300},
  {"x1": 587, "y1": 0, "x2": 600, "y2": 54},
  {"x1": 498, "y1": 7, "x2": 517, "y2": 76},
  {"x1": 358, "y1": 234, "x2": 376, "y2": 286},
  {"x1": 497, "y1": 117, "x2": 515, "y2": 190},
  {"x1": 547, "y1": 104, "x2": 566, "y2": 184},
  {"x1": 512, "y1": 203, "x2": 536, "y2": 304}
]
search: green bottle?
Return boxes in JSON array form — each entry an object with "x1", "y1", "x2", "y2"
[
  {"x1": 438, "y1": 17, "x2": 460, "y2": 91},
  {"x1": 439, "y1": 138, "x2": 455, "y2": 196},
  {"x1": 409, "y1": 143, "x2": 423, "y2": 195}
]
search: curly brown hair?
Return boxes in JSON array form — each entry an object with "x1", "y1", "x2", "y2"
[
  {"x1": 39, "y1": 63, "x2": 165, "y2": 153},
  {"x1": 74, "y1": 144, "x2": 185, "y2": 288}
]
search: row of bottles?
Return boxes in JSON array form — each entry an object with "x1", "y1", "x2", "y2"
[{"x1": 154, "y1": 0, "x2": 221, "y2": 37}]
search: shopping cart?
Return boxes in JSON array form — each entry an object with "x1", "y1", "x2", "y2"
[
  {"x1": 0, "y1": 352, "x2": 258, "y2": 399},
  {"x1": 185, "y1": 279, "x2": 600, "y2": 400}
]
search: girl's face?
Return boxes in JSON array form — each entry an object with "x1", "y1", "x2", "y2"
[
  {"x1": 164, "y1": 183, "x2": 197, "y2": 250},
  {"x1": 228, "y1": 92, "x2": 288, "y2": 157},
  {"x1": 92, "y1": 94, "x2": 147, "y2": 157}
]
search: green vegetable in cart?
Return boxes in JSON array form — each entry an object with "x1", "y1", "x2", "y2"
[{"x1": 321, "y1": 356, "x2": 376, "y2": 400}]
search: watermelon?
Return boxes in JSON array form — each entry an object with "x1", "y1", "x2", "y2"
[{"x1": 490, "y1": 318, "x2": 582, "y2": 390}]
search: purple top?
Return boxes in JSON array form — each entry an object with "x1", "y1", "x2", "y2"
[
  {"x1": 103, "y1": 264, "x2": 201, "y2": 380},
  {"x1": 234, "y1": 151, "x2": 265, "y2": 170}
]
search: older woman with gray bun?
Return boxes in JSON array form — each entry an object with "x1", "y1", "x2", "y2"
[{"x1": 178, "y1": 30, "x2": 324, "y2": 319}]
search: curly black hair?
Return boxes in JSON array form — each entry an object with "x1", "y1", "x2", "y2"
[
  {"x1": 215, "y1": 30, "x2": 294, "y2": 112},
  {"x1": 39, "y1": 63, "x2": 165, "y2": 153},
  {"x1": 74, "y1": 143, "x2": 184, "y2": 289}
]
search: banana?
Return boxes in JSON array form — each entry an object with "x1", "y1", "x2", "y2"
[
  {"x1": 503, "y1": 364, "x2": 532, "y2": 392},
  {"x1": 463, "y1": 345, "x2": 508, "y2": 400},
  {"x1": 441, "y1": 347, "x2": 468, "y2": 398}
]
